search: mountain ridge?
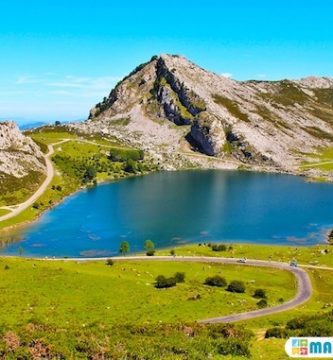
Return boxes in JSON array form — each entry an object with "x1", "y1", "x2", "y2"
[{"x1": 71, "y1": 54, "x2": 333, "y2": 177}]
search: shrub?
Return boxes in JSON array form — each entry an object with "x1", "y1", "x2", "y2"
[
  {"x1": 4, "y1": 265, "x2": 9, "y2": 270},
  {"x1": 211, "y1": 244, "x2": 227, "y2": 252},
  {"x1": 32, "y1": 202, "x2": 40, "y2": 209},
  {"x1": 204, "y1": 275, "x2": 227, "y2": 287},
  {"x1": 146, "y1": 250, "x2": 155, "y2": 256},
  {"x1": 106, "y1": 259, "x2": 114, "y2": 266},
  {"x1": 217, "y1": 338, "x2": 251, "y2": 357},
  {"x1": 170, "y1": 249, "x2": 175, "y2": 256},
  {"x1": 265, "y1": 327, "x2": 287, "y2": 338},
  {"x1": 174, "y1": 272, "x2": 185, "y2": 283},
  {"x1": 286, "y1": 316, "x2": 308, "y2": 330},
  {"x1": 253, "y1": 289, "x2": 266, "y2": 299},
  {"x1": 257, "y1": 299, "x2": 268, "y2": 308},
  {"x1": 227, "y1": 280, "x2": 245, "y2": 293},
  {"x1": 155, "y1": 275, "x2": 177, "y2": 289},
  {"x1": 124, "y1": 159, "x2": 137, "y2": 173}
]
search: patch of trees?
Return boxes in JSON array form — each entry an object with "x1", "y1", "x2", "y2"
[
  {"x1": 155, "y1": 272, "x2": 186, "y2": 289},
  {"x1": 211, "y1": 244, "x2": 227, "y2": 252},
  {"x1": 206, "y1": 243, "x2": 233, "y2": 252}
]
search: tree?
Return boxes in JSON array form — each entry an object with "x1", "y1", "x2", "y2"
[
  {"x1": 170, "y1": 249, "x2": 176, "y2": 256},
  {"x1": 18, "y1": 246, "x2": 24, "y2": 257},
  {"x1": 204, "y1": 275, "x2": 227, "y2": 287},
  {"x1": 55, "y1": 120, "x2": 61, "y2": 126},
  {"x1": 227, "y1": 280, "x2": 245, "y2": 293},
  {"x1": 144, "y1": 239, "x2": 155, "y2": 255},
  {"x1": 119, "y1": 241, "x2": 130, "y2": 256},
  {"x1": 144, "y1": 239, "x2": 155, "y2": 251}
]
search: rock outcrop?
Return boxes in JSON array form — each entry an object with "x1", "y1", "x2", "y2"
[
  {"x1": 0, "y1": 121, "x2": 46, "y2": 178},
  {"x1": 71, "y1": 54, "x2": 333, "y2": 174}
]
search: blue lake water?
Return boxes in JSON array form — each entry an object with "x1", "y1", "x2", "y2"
[{"x1": 1, "y1": 170, "x2": 333, "y2": 257}]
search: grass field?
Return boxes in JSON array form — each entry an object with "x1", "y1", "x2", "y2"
[{"x1": 0, "y1": 257, "x2": 295, "y2": 359}]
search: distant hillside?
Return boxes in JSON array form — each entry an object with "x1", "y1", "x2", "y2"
[
  {"x1": 0, "y1": 121, "x2": 46, "y2": 205},
  {"x1": 71, "y1": 54, "x2": 333, "y2": 177}
]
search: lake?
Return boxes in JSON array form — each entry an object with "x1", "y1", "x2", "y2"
[{"x1": 1, "y1": 170, "x2": 333, "y2": 257}]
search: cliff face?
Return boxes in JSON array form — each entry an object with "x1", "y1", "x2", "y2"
[
  {"x1": 73, "y1": 54, "x2": 333, "y2": 173},
  {"x1": 0, "y1": 121, "x2": 46, "y2": 178}
]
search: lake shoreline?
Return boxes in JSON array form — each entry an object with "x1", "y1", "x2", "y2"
[{"x1": 1, "y1": 169, "x2": 332, "y2": 257}]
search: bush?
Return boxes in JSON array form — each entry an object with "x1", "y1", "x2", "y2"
[
  {"x1": 286, "y1": 316, "x2": 308, "y2": 330},
  {"x1": 106, "y1": 259, "x2": 114, "y2": 266},
  {"x1": 217, "y1": 338, "x2": 251, "y2": 357},
  {"x1": 204, "y1": 275, "x2": 227, "y2": 287},
  {"x1": 265, "y1": 327, "x2": 287, "y2": 338},
  {"x1": 174, "y1": 272, "x2": 185, "y2": 283},
  {"x1": 146, "y1": 250, "x2": 155, "y2": 256},
  {"x1": 32, "y1": 202, "x2": 40, "y2": 209},
  {"x1": 253, "y1": 289, "x2": 266, "y2": 298},
  {"x1": 170, "y1": 249, "x2": 175, "y2": 256},
  {"x1": 227, "y1": 280, "x2": 245, "y2": 293},
  {"x1": 256, "y1": 299, "x2": 268, "y2": 308},
  {"x1": 155, "y1": 275, "x2": 177, "y2": 289},
  {"x1": 211, "y1": 244, "x2": 227, "y2": 252},
  {"x1": 124, "y1": 159, "x2": 137, "y2": 173}
]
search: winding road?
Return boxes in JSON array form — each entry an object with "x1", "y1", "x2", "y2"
[
  {"x1": 47, "y1": 255, "x2": 312, "y2": 324},
  {"x1": 0, "y1": 139, "x2": 69, "y2": 222}
]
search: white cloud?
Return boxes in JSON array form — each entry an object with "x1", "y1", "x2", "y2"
[
  {"x1": 256, "y1": 74, "x2": 267, "y2": 79},
  {"x1": 14, "y1": 74, "x2": 121, "y2": 99},
  {"x1": 47, "y1": 75, "x2": 121, "y2": 90},
  {"x1": 221, "y1": 72, "x2": 233, "y2": 78},
  {"x1": 16, "y1": 75, "x2": 42, "y2": 84}
]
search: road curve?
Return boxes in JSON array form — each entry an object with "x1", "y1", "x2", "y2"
[
  {"x1": 0, "y1": 140, "x2": 69, "y2": 222},
  {"x1": 46, "y1": 255, "x2": 312, "y2": 324}
]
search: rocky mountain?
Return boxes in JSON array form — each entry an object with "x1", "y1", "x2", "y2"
[
  {"x1": 72, "y1": 54, "x2": 333, "y2": 175},
  {"x1": 0, "y1": 121, "x2": 46, "y2": 179}
]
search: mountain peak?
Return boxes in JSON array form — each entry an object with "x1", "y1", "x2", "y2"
[{"x1": 71, "y1": 55, "x2": 333, "y2": 175}]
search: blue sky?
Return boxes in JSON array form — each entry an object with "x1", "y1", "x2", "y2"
[{"x1": 1, "y1": 0, "x2": 333, "y2": 123}]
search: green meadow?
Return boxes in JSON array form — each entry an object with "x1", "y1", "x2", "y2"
[{"x1": 0, "y1": 256, "x2": 295, "y2": 359}]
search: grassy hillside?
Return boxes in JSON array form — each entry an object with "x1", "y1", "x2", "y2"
[
  {"x1": 0, "y1": 127, "x2": 156, "y2": 230},
  {"x1": 301, "y1": 146, "x2": 333, "y2": 172},
  {"x1": 0, "y1": 258, "x2": 295, "y2": 359}
]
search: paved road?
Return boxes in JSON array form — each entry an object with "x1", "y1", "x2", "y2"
[
  {"x1": 0, "y1": 137, "x2": 115, "y2": 223},
  {"x1": 46, "y1": 255, "x2": 312, "y2": 324},
  {"x1": 0, "y1": 139, "x2": 69, "y2": 222}
]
